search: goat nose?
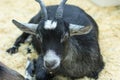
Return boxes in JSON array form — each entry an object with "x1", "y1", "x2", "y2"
[{"x1": 45, "y1": 60, "x2": 57, "y2": 69}]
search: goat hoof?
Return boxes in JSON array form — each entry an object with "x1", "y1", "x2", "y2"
[{"x1": 6, "y1": 47, "x2": 18, "y2": 54}]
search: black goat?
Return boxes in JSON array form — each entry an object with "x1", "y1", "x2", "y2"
[
  {"x1": 7, "y1": 0, "x2": 104, "y2": 80},
  {"x1": 0, "y1": 62, "x2": 24, "y2": 80}
]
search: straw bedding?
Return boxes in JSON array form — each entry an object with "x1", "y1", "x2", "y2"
[{"x1": 0, "y1": 0, "x2": 120, "y2": 80}]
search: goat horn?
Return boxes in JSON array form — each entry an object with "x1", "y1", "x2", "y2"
[
  {"x1": 55, "y1": 0, "x2": 67, "y2": 19},
  {"x1": 35, "y1": 0, "x2": 48, "y2": 20}
]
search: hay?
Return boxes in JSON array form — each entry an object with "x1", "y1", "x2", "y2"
[{"x1": 0, "y1": 0, "x2": 120, "y2": 80}]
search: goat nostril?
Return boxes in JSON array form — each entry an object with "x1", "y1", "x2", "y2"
[{"x1": 45, "y1": 61, "x2": 56, "y2": 69}]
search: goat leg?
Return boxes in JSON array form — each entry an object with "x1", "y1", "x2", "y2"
[
  {"x1": 6, "y1": 12, "x2": 42, "y2": 54},
  {"x1": 6, "y1": 33, "x2": 30, "y2": 54}
]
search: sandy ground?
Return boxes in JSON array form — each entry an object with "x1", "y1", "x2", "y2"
[{"x1": 0, "y1": 0, "x2": 120, "y2": 80}]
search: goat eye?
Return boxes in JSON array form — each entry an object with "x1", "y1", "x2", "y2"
[{"x1": 60, "y1": 32, "x2": 69, "y2": 43}]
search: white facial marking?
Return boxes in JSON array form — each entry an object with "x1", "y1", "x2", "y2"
[
  {"x1": 44, "y1": 20, "x2": 57, "y2": 30},
  {"x1": 44, "y1": 50, "x2": 61, "y2": 69}
]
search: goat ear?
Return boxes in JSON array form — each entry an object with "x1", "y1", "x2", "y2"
[
  {"x1": 12, "y1": 19, "x2": 38, "y2": 35},
  {"x1": 69, "y1": 23, "x2": 93, "y2": 36}
]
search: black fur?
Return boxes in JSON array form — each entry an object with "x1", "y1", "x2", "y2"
[
  {"x1": 0, "y1": 62, "x2": 24, "y2": 80},
  {"x1": 7, "y1": 4, "x2": 104, "y2": 80},
  {"x1": 32, "y1": 5, "x2": 104, "y2": 79},
  {"x1": 35, "y1": 56, "x2": 54, "y2": 80}
]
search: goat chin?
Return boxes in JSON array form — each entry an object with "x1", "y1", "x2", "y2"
[{"x1": 0, "y1": 61, "x2": 24, "y2": 80}]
